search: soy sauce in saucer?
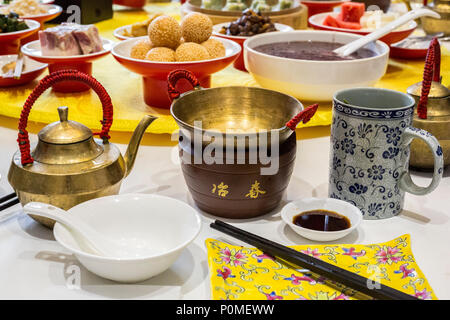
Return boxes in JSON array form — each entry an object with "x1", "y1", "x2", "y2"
[{"x1": 293, "y1": 210, "x2": 350, "y2": 232}]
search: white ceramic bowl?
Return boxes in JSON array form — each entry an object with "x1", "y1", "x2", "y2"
[
  {"x1": 53, "y1": 194, "x2": 202, "y2": 283},
  {"x1": 281, "y1": 198, "x2": 362, "y2": 242},
  {"x1": 244, "y1": 30, "x2": 390, "y2": 101}
]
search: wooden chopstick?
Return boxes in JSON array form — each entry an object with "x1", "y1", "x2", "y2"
[
  {"x1": 0, "y1": 192, "x2": 19, "y2": 211},
  {"x1": 210, "y1": 220, "x2": 418, "y2": 300},
  {"x1": 13, "y1": 52, "x2": 24, "y2": 80}
]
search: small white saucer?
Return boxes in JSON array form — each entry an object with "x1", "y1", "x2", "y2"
[{"x1": 281, "y1": 198, "x2": 362, "y2": 242}]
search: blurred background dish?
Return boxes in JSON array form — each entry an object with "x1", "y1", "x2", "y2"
[
  {"x1": 212, "y1": 10, "x2": 293, "y2": 71},
  {"x1": 244, "y1": 30, "x2": 389, "y2": 101},
  {"x1": 0, "y1": 2, "x2": 62, "y2": 42},
  {"x1": 0, "y1": 19, "x2": 40, "y2": 55},
  {"x1": 0, "y1": 54, "x2": 47, "y2": 87},
  {"x1": 309, "y1": 12, "x2": 416, "y2": 45},
  {"x1": 181, "y1": 0, "x2": 308, "y2": 29},
  {"x1": 300, "y1": 0, "x2": 345, "y2": 18}
]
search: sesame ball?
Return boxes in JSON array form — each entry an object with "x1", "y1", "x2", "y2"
[
  {"x1": 175, "y1": 42, "x2": 210, "y2": 62},
  {"x1": 181, "y1": 13, "x2": 213, "y2": 44},
  {"x1": 145, "y1": 47, "x2": 176, "y2": 62},
  {"x1": 148, "y1": 15, "x2": 181, "y2": 49},
  {"x1": 130, "y1": 38, "x2": 153, "y2": 60},
  {"x1": 201, "y1": 38, "x2": 225, "y2": 59}
]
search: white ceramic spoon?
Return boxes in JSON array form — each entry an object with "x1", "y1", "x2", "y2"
[
  {"x1": 333, "y1": 8, "x2": 441, "y2": 57},
  {"x1": 24, "y1": 202, "x2": 126, "y2": 257}
]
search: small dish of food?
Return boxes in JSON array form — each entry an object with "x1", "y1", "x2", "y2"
[
  {"x1": 0, "y1": 54, "x2": 47, "y2": 86},
  {"x1": 244, "y1": 30, "x2": 389, "y2": 101},
  {"x1": 212, "y1": 9, "x2": 292, "y2": 71},
  {"x1": 53, "y1": 193, "x2": 202, "y2": 283},
  {"x1": 112, "y1": 12, "x2": 241, "y2": 108},
  {"x1": 0, "y1": 15, "x2": 40, "y2": 54},
  {"x1": 281, "y1": 198, "x2": 362, "y2": 242},
  {"x1": 0, "y1": 0, "x2": 62, "y2": 42},
  {"x1": 113, "y1": 12, "x2": 164, "y2": 41},
  {"x1": 309, "y1": 2, "x2": 416, "y2": 45},
  {"x1": 21, "y1": 22, "x2": 114, "y2": 92}
]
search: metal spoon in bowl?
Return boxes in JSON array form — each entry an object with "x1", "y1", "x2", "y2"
[
  {"x1": 23, "y1": 202, "x2": 139, "y2": 258},
  {"x1": 333, "y1": 8, "x2": 441, "y2": 57}
]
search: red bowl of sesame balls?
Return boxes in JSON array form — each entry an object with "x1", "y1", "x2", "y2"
[{"x1": 111, "y1": 13, "x2": 241, "y2": 109}]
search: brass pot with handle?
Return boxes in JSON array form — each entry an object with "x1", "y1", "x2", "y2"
[
  {"x1": 407, "y1": 38, "x2": 450, "y2": 169},
  {"x1": 8, "y1": 70, "x2": 157, "y2": 228}
]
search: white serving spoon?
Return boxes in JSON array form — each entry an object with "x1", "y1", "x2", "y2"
[
  {"x1": 333, "y1": 8, "x2": 441, "y2": 57},
  {"x1": 23, "y1": 202, "x2": 130, "y2": 258}
]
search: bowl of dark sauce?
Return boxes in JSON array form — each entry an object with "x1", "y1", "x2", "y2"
[{"x1": 281, "y1": 198, "x2": 362, "y2": 241}]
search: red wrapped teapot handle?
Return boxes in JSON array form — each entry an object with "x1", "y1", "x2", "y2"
[
  {"x1": 18, "y1": 70, "x2": 114, "y2": 166},
  {"x1": 167, "y1": 70, "x2": 200, "y2": 101},
  {"x1": 417, "y1": 38, "x2": 441, "y2": 119},
  {"x1": 286, "y1": 103, "x2": 319, "y2": 131}
]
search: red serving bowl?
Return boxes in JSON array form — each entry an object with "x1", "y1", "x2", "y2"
[
  {"x1": 0, "y1": 55, "x2": 47, "y2": 87},
  {"x1": 21, "y1": 38, "x2": 114, "y2": 92},
  {"x1": 389, "y1": 45, "x2": 428, "y2": 60},
  {"x1": 308, "y1": 12, "x2": 417, "y2": 45},
  {"x1": 113, "y1": 0, "x2": 146, "y2": 7},
  {"x1": 212, "y1": 23, "x2": 293, "y2": 72},
  {"x1": 0, "y1": 20, "x2": 40, "y2": 55},
  {"x1": 0, "y1": 4, "x2": 63, "y2": 43},
  {"x1": 111, "y1": 36, "x2": 241, "y2": 109},
  {"x1": 301, "y1": 0, "x2": 345, "y2": 18}
]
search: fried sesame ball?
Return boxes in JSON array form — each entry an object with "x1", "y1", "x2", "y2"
[
  {"x1": 175, "y1": 42, "x2": 210, "y2": 61},
  {"x1": 181, "y1": 13, "x2": 213, "y2": 44},
  {"x1": 148, "y1": 15, "x2": 181, "y2": 49},
  {"x1": 145, "y1": 47, "x2": 176, "y2": 62},
  {"x1": 130, "y1": 38, "x2": 153, "y2": 60},
  {"x1": 201, "y1": 38, "x2": 225, "y2": 59}
]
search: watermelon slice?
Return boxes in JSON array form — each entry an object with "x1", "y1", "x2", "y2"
[
  {"x1": 335, "y1": 18, "x2": 362, "y2": 30},
  {"x1": 323, "y1": 15, "x2": 340, "y2": 28},
  {"x1": 339, "y1": 2, "x2": 365, "y2": 23}
]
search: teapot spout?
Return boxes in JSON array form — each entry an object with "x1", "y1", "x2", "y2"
[{"x1": 124, "y1": 115, "x2": 157, "y2": 177}]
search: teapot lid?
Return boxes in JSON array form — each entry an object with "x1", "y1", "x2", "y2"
[
  {"x1": 39, "y1": 106, "x2": 93, "y2": 144},
  {"x1": 32, "y1": 106, "x2": 104, "y2": 165}
]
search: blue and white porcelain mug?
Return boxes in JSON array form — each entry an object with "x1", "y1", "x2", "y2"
[{"x1": 329, "y1": 88, "x2": 444, "y2": 220}]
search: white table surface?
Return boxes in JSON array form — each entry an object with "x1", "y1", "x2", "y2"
[{"x1": 0, "y1": 123, "x2": 449, "y2": 300}]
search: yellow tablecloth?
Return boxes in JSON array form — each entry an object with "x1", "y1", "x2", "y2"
[
  {"x1": 0, "y1": 3, "x2": 448, "y2": 135},
  {"x1": 206, "y1": 234, "x2": 437, "y2": 300}
]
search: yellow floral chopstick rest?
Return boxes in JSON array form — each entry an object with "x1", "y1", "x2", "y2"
[{"x1": 206, "y1": 234, "x2": 436, "y2": 300}]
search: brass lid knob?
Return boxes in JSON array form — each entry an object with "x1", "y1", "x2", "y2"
[{"x1": 38, "y1": 106, "x2": 93, "y2": 144}]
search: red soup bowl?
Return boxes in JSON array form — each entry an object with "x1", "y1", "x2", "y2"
[
  {"x1": 308, "y1": 12, "x2": 417, "y2": 45},
  {"x1": 0, "y1": 19, "x2": 40, "y2": 55},
  {"x1": 0, "y1": 55, "x2": 47, "y2": 87},
  {"x1": 21, "y1": 38, "x2": 114, "y2": 93},
  {"x1": 212, "y1": 23, "x2": 293, "y2": 72},
  {"x1": 301, "y1": 0, "x2": 345, "y2": 18},
  {"x1": 111, "y1": 36, "x2": 241, "y2": 109}
]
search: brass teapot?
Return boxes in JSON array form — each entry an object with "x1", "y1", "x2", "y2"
[
  {"x1": 8, "y1": 70, "x2": 157, "y2": 228},
  {"x1": 407, "y1": 38, "x2": 450, "y2": 169}
]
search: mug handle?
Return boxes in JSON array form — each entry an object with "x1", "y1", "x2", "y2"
[{"x1": 398, "y1": 127, "x2": 444, "y2": 195}]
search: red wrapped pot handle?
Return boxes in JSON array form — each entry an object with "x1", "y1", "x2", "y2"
[
  {"x1": 167, "y1": 70, "x2": 200, "y2": 102},
  {"x1": 285, "y1": 104, "x2": 319, "y2": 131},
  {"x1": 18, "y1": 70, "x2": 114, "y2": 166},
  {"x1": 417, "y1": 38, "x2": 441, "y2": 120}
]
